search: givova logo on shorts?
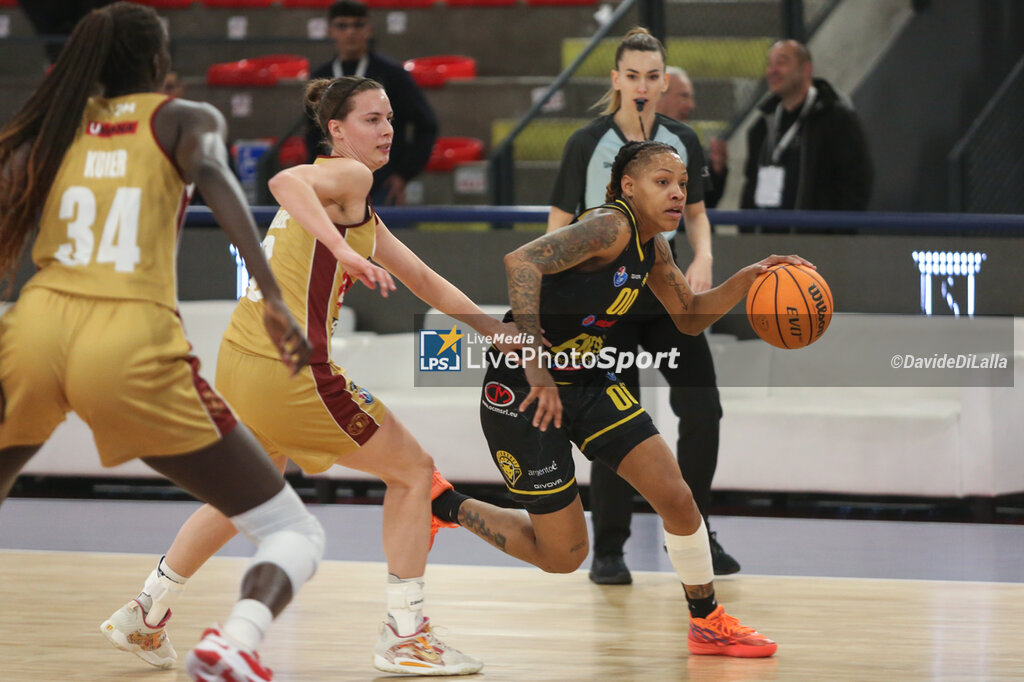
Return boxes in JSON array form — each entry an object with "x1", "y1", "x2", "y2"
[
  {"x1": 496, "y1": 450, "x2": 521, "y2": 486},
  {"x1": 418, "y1": 325, "x2": 463, "y2": 372}
]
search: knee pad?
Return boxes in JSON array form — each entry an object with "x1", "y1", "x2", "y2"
[{"x1": 231, "y1": 485, "x2": 326, "y2": 591}]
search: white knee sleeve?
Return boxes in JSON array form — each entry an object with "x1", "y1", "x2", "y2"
[
  {"x1": 664, "y1": 517, "x2": 714, "y2": 586},
  {"x1": 231, "y1": 485, "x2": 325, "y2": 592}
]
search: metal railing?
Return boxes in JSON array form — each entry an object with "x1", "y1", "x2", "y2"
[
  {"x1": 487, "y1": 0, "x2": 641, "y2": 206},
  {"x1": 185, "y1": 205, "x2": 1024, "y2": 236},
  {"x1": 948, "y1": 54, "x2": 1024, "y2": 214}
]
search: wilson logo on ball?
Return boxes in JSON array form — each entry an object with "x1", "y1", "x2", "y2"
[{"x1": 747, "y1": 264, "x2": 833, "y2": 349}]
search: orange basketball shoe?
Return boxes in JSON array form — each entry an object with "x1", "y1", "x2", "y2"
[
  {"x1": 429, "y1": 468, "x2": 459, "y2": 549},
  {"x1": 688, "y1": 605, "x2": 777, "y2": 658}
]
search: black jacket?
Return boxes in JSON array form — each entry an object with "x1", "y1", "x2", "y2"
[
  {"x1": 305, "y1": 52, "x2": 439, "y2": 197},
  {"x1": 741, "y1": 78, "x2": 873, "y2": 211}
]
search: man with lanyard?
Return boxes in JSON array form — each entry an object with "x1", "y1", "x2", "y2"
[
  {"x1": 740, "y1": 40, "x2": 873, "y2": 228},
  {"x1": 304, "y1": 0, "x2": 438, "y2": 207}
]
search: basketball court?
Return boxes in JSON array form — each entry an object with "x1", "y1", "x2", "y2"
[{"x1": 2, "y1": 498, "x2": 1022, "y2": 680}]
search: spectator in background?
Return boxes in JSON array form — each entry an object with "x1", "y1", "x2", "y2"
[
  {"x1": 740, "y1": 40, "x2": 873, "y2": 218},
  {"x1": 304, "y1": 0, "x2": 438, "y2": 206},
  {"x1": 657, "y1": 66, "x2": 728, "y2": 208}
]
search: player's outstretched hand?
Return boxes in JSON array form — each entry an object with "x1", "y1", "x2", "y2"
[
  {"x1": 334, "y1": 248, "x2": 396, "y2": 298},
  {"x1": 263, "y1": 297, "x2": 312, "y2": 375}
]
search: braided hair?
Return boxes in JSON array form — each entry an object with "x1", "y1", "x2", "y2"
[
  {"x1": 605, "y1": 140, "x2": 678, "y2": 203},
  {"x1": 0, "y1": 2, "x2": 166, "y2": 291}
]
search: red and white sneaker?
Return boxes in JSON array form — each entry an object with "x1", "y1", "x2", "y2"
[
  {"x1": 429, "y1": 468, "x2": 459, "y2": 549},
  {"x1": 185, "y1": 626, "x2": 274, "y2": 681}
]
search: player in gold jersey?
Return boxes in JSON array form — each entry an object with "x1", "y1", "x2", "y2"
[
  {"x1": 109, "y1": 76, "x2": 516, "y2": 676},
  {"x1": 0, "y1": 4, "x2": 327, "y2": 681}
]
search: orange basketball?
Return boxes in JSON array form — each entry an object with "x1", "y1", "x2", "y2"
[{"x1": 746, "y1": 264, "x2": 833, "y2": 349}]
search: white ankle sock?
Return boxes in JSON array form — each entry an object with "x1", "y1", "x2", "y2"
[
  {"x1": 139, "y1": 556, "x2": 188, "y2": 625},
  {"x1": 223, "y1": 599, "x2": 273, "y2": 652},
  {"x1": 664, "y1": 518, "x2": 714, "y2": 586},
  {"x1": 386, "y1": 574, "x2": 425, "y2": 636}
]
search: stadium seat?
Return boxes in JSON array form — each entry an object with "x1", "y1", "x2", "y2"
[
  {"x1": 207, "y1": 55, "x2": 309, "y2": 86},
  {"x1": 445, "y1": 0, "x2": 516, "y2": 6},
  {"x1": 425, "y1": 137, "x2": 484, "y2": 172},
  {"x1": 403, "y1": 55, "x2": 476, "y2": 88},
  {"x1": 132, "y1": 0, "x2": 195, "y2": 7},
  {"x1": 364, "y1": 0, "x2": 437, "y2": 7},
  {"x1": 201, "y1": 0, "x2": 274, "y2": 7},
  {"x1": 525, "y1": 0, "x2": 596, "y2": 5},
  {"x1": 279, "y1": 0, "x2": 335, "y2": 6}
]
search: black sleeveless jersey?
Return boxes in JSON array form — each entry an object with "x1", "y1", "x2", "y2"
[{"x1": 500, "y1": 200, "x2": 657, "y2": 382}]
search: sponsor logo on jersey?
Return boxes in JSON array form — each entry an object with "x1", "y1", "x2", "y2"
[
  {"x1": 347, "y1": 413, "x2": 371, "y2": 437},
  {"x1": 527, "y1": 460, "x2": 558, "y2": 477},
  {"x1": 484, "y1": 381, "x2": 515, "y2": 407},
  {"x1": 496, "y1": 450, "x2": 521, "y2": 486},
  {"x1": 350, "y1": 383, "x2": 374, "y2": 405},
  {"x1": 85, "y1": 121, "x2": 138, "y2": 138},
  {"x1": 581, "y1": 314, "x2": 596, "y2": 327},
  {"x1": 534, "y1": 478, "x2": 565, "y2": 490},
  {"x1": 593, "y1": 318, "x2": 617, "y2": 328},
  {"x1": 613, "y1": 266, "x2": 628, "y2": 287}
]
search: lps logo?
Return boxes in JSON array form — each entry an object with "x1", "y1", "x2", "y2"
[
  {"x1": 613, "y1": 266, "x2": 628, "y2": 287},
  {"x1": 418, "y1": 325, "x2": 463, "y2": 371},
  {"x1": 484, "y1": 381, "x2": 515, "y2": 407}
]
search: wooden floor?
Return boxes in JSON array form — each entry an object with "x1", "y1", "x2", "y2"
[{"x1": 1, "y1": 550, "x2": 1022, "y2": 681}]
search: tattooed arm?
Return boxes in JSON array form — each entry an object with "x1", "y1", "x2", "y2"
[
  {"x1": 503, "y1": 208, "x2": 631, "y2": 431},
  {"x1": 648, "y1": 233, "x2": 816, "y2": 335}
]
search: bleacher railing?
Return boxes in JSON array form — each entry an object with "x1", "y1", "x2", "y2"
[
  {"x1": 948, "y1": 54, "x2": 1024, "y2": 214},
  {"x1": 185, "y1": 205, "x2": 1024, "y2": 235}
]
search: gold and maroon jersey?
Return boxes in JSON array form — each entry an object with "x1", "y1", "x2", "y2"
[
  {"x1": 224, "y1": 161, "x2": 377, "y2": 364},
  {"x1": 28, "y1": 93, "x2": 192, "y2": 310}
]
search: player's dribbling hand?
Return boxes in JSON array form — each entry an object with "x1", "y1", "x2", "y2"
[
  {"x1": 520, "y1": 365, "x2": 562, "y2": 432},
  {"x1": 263, "y1": 297, "x2": 312, "y2": 375},
  {"x1": 747, "y1": 254, "x2": 815, "y2": 277}
]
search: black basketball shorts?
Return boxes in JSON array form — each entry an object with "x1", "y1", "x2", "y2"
[{"x1": 479, "y1": 363, "x2": 659, "y2": 514}]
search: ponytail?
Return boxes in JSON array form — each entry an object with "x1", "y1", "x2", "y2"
[
  {"x1": 305, "y1": 76, "x2": 383, "y2": 153},
  {"x1": 592, "y1": 26, "x2": 667, "y2": 116}
]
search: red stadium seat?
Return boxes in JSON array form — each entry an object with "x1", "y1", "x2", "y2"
[
  {"x1": 201, "y1": 0, "x2": 274, "y2": 7},
  {"x1": 277, "y1": 136, "x2": 308, "y2": 168},
  {"x1": 425, "y1": 137, "x2": 484, "y2": 172},
  {"x1": 525, "y1": 0, "x2": 597, "y2": 4},
  {"x1": 207, "y1": 55, "x2": 309, "y2": 86},
  {"x1": 279, "y1": 0, "x2": 335, "y2": 6},
  {"x1": 132, "y1": 0, "x2": 195, "y2": 7},
  {"x1": 364, "y1": 0, "x2": 437, "y2": 7},
  {"x1": 403, "y1": 55, "x2": 476, "y2": 88},
  {"x1": 445, "y1": 0, "x2": 516, "y2": 6}
]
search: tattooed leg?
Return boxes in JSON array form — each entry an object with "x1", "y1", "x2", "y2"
[{"x1": 457, "y1": 496, "x2": 590, "y2": 575}]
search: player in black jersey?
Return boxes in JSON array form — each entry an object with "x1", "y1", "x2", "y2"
[
  {"x1": 550, "y1": 27, "x2": 736, "y2": 584},
  {"x1": 433, "y1": 140, "x2": 812, "y2": 658}
]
